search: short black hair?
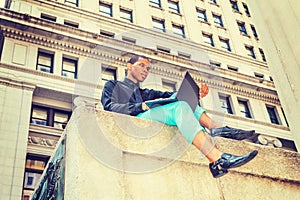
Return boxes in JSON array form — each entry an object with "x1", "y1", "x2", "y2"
[{"x1": 127, "y1": 55, "x2": 149, "y2": 64}]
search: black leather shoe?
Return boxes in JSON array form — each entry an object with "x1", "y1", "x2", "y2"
[
  {"x1": 210, "y1": 126, "x2": 255, "y2": 140},
  {"x1": 209, "y1": 150, "x2": 258, "y2": 178}
]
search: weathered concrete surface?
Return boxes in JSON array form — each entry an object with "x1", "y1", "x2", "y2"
[{"x1": 64, "y1": 106, "x2": 300, "y2": 200}]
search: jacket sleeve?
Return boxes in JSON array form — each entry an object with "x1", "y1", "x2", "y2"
[
  {"x1": 101, "y1": 81, "x2": 144, "y2": 116},
  {"x1": 141, "y1": 88, "x2": 174, "y2": 101}
]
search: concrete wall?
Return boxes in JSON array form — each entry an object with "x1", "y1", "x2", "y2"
[{"x1": 63, "y1": 104, "x2": 300, "y2": 200}]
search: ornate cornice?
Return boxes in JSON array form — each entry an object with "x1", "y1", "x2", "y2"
[{"x1": 1, "y1": 17, "x2": 280, "y2": 104}]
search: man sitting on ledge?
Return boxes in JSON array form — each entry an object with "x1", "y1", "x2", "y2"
[{"x1": 101, "y1": 55, "x2": 258, "y2": 178}]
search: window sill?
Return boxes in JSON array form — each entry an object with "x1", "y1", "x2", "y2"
[
  {"x1": 149, "y1": 4, "x2": 164, "y2": 11},
  {"x1": 168, "y1": 11, "x2": 182, "y2": 16},
  {"x1": 216, "y1": 26, "x2": 227, "y2": 31},
  {"x1": 199, "y1": 20, "x2": 211, "y2": 26}
]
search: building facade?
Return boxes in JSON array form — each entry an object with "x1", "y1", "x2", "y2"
[{"x1": 0, "y1": 0, "x2": 296, "y2": 199}]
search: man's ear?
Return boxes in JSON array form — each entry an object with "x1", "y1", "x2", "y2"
[{"x1": 127, "y1": 63, "x2": 132, "y2": 71}]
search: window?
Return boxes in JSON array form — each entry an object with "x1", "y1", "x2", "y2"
[
  {"x1": 254, "y1": 72, "x2": 264, "y2": 81},
  {"x1": 100, "y1": 30, "x2": 115, "y2": 38},
  {"x1": 172, "y1": 24, "x2": 185, "y2": 38},
  {"x1": 178, "y1": 52, "x2": 191, "y2": 59},
  {"x1": 230, "y1": 0, "x2": 239, "y2": 12},
  {"x1": 64, "y1": 20, "x2": 79, "y2": 28},
  {"x1": 210, "y1": 61, "x2": 221, "y2": 69},
  {"x1": 99, "y1": 2, "x2": 112, "y2": 17},
  {"x1": 31, "y1": 105, "x2": 71, "y2": 129},
  {"x1": 251, "y1": 25, "x2": 258, "y2": 39},
  {"x1": 227, "y1": 65, "x2": 238, "y2": 72},
  {"x1": 202, "y1": 33, "x2": 214, "y2": 47},
  {"x1": 266, "y1": 105, "x2": 280, "y2": 124},
  {"x1": 122, "y1": 36, "x2": 136, "y2": 44},
  {"x1": 196, "y1": 9, "x2": 208, "y2": 23},
  {"x1": 157, "y1": 46, "x2": 171, "y2": 53},
  {"x1": 23, "y1": 154, "x2": 49, "y2": 199},
  {"x1": 168, "y1": 1, "x2": 180, "y2": 14},
  {"x1": 237, "y1": 21, "x2": 248, "y2": 35},
  {"x1": 259, "y1": 48, "x2": 267, "y2": 62},
  {"x1": 213, "y1": 14, "x2": 224, "y2": 27},
  {"x1": 219, "y1": 94, "x2": 233, "y2": 114},
  {"x1": 36, "y1": 51, "x2": 54, "y2": 73},
  {"x1": 40, "y1": 13, "x2": 56, "y2": 22},
  {"x1": 209, "y1": 0, "x2": 217, "y2": 4},
  {"x1": 120, "y1": 8, "x2": 133, "y2": 23},
  {"x1": 219, "y1": 38, "x2": 231, "y2": 51},
  {"x1": 162, "y1": 80, "x2": 176, "y2": 92},
  {"x1": 238, "y1": 99, "x2": 252, "y2": 118},
  {"x1": 149, "y1": 0, "x2": 161, "y2": 8},
  {"x1": 65, "y1": 0, "x2": 78, "y2": 7},
  {"x1": 152, "y1": 18, "x2": 165, "y2": 32},
  {"x1": 62, "y1": 57, "x2": 77, "y2": 79},
  {"x1": 245, "y1": 45, "x2": 256, "y2": 59},
  {"x1": 242, "y1": 2, "x2": 251, "y2": 16},
  {"x1": 101, "y1": 67, "x2": 116, "y2": 85}
]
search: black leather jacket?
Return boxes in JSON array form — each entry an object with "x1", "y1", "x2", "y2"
[{"x1": 101, "y1": 78, "x2": 173, "y2": 116}]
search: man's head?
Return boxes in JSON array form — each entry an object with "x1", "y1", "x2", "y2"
[{"x1": 127, "y1": 55, "x2": 151, "y2": 83}]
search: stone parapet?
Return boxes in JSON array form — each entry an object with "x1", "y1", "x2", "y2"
[{"x1": 38, "y1": 105, "x2": 300, "y2": 199}]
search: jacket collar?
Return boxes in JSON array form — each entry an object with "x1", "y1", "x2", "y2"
[{"x1": 124, "y1": 78, "x2": 140, "y2": 88}]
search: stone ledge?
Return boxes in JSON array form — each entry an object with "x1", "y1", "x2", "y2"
[{"x1": 70, "y1": 106, "x2": 300, "y2": 182}]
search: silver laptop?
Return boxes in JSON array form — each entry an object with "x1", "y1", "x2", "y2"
[{"x1": 145, "y1": 71, "x2": 199, "y2": 111}]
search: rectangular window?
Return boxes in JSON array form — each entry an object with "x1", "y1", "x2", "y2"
[
  {"x1": 157, "y1": 46, "x2": 171, "y2": 53},
  {"x1": 266, "y1": 105, "x2": 280, "y2": 124},
  {"x1": 40, "y1": 13, "x2": 57, "y2": 22},
  {"x1": 122, "y1": 36, "x2": 136, "y2": 44},
  {"x1": 238, "y1": 99, "x2": 252, "y2": 118},
  {"x1": 259, "y1": 48, "x2": 267, "y2": 62},
  {"x1": 100, "y1": 30, "x2": 115, "y2": 38},
  {"x1": 213, "y1": 14, "x2": 224, "y2": 27},
  {"x1": 230, "y1": 0, "x2": 239, "y2": 12},
  {"x1": 65, "y1": 0, "x2": 78, "y2": 7},
  {"x1": 152, "y1": 18, "x2": 165, "y2": 32},
  {"x1": 219, "y1": 94, "x2": 233, "y2": 114},
  {"x1": 242, "y1": 2, "x2": 251, "y2": 16},
  {"x1": 99, "y1": 2, "x2": 112, "y2": 17},
  {"x1": 168, "y1": 1, "x2": 180, "y2": 14},
  {"x1": 62, "y1": 57, "x2": 77, "y2": 79},
  {"x1": 162, "y1": 80, "x2": 176, "y2": 92},
  {"x1": 251, "y1": 25, "x2": 258, "y2": 39},
  {"x1": 30, "y1": 105, "x2": 71, "y2": 129},
  {"x1": 245, "y1": 45, "x2": 256, "y2": 59},
  {"x1": 64, "y1": 20, "x2": 79, "y2": 28},
  {"x1": 196, "y1": 9, "x2": 208, "y2": 23},
  {"x1": 23, "y1": 154, "x2": 49, "y2": 194},
  {"x1": 227, "y1": 65, "x2": 238, "y2": 72},
  {"x1": 36, "y1": 51, "x2": 54, "y2": 73},
  {"x1": 219, "y1": 38, "x2": 231, "y2": 51},
  {"x1": 120, "y1": 8, "x2": 133, "y2": 23},
  {"x1": 237, "y1": 21, "x2": 248, "y2": 35},
  {"x1": 202, "y1": 33, "x2": 214, "y2": 47},
  {"x1": 178, "y1": 52, "x2": 191, "y2": 59},
  {"x1": 101, "y1": 67, "x2": 116, "y2": 85},
  {"x1": 172, "y1": 24, "x2": 185, "y2": 38},
  {"x1": 149, "y1": 0, "x2": 161, "y2": 8},
  {"x1": 209, "y1": 0, "x2": 217, "y2": 4}
]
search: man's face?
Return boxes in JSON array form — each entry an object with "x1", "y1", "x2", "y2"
[{"x1": 127, "y1": 57, "x2": 151, "y2": 83}]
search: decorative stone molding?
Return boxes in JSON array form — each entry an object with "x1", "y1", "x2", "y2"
[
  {"x1": 257, "y1": 134, "x2": 283, "y2": 148},
  {"x1": 0, "y1": 74, "x2": 36, "y2": 91},
  {"x1": 28, "y1": 135, "x2": 58, "y2": 148}
]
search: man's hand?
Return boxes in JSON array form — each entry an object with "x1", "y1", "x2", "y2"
[
  {"x1": 199, "y1": 83, "x2": 209, "y2": 98},
  {"x1": 142, "y1": 103, "x2": 150, "y2": 111}
]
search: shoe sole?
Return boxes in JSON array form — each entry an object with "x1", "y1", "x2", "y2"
[{"x1": 228, "y1": 150, "x2": 258, "y2": 169}]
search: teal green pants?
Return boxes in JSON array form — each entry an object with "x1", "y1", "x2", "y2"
[{"x1": 137, "y1": 101, "x2": 206, "y2": 144}]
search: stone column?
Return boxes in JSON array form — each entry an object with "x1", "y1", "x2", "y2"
[
  {"x1": 0, "y1": 75, "x2": 35, "y2": 200},
  {"x1": 247, "y1": 0, "x2": 300, "y2": 151}
]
